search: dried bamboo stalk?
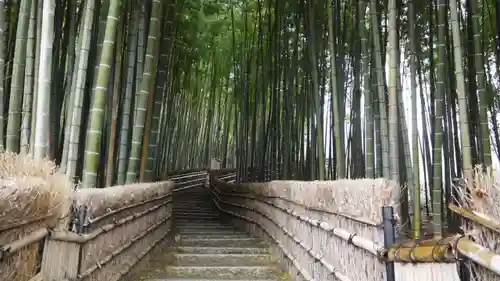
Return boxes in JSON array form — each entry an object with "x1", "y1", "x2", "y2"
[
  {"x1": 455, "y1": 235, "x2": 500, "y2": 275},
  {"x1": 1, "y1": 213, "x2": 55, "y2": 232},
  {"x1": 449, "y1": 204, "x2": 500, "y2": 234},
  {"x1": 0, "y1": 228, "x2": 48, "y2": 258},
  {"x1": 387, "y1": 238, "x2": 455, "y2": 262}
]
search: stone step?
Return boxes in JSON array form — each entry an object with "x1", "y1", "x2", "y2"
[
  {"x1": 164, "y1": 265, "x2": 276, "y2": 280},
  {"x1": 178, "y1": 238, "x2": 265, "y2": 248},
  {"x1": 177, "y1": 225, "x2": 237, "y2": 232},
  {"x1": 152, "y1": 279, "x2": 276, "y2": 281},
  {"x1": 173, "y1": 212, "x2": 221, "y2": 217},
  {"x1": 178, "y1": 233, "x2": 249, "y2": 239},
  {"x1": 176, "y1": 230, "x2": 246, "y2": 236},
  {"x1": 173, "y1": 208, "x2": 217, "y2": 212},
  {"x1": 173, "y1": 195, "x2": 212, "y2": 198},
  {"x1": 173, "y1": 213, "x2": 219, "y2": 217},
  {"x1": 174, "y1": 219, "x2": 223, "y2": 224},
  {"x1": 175, "y1": 222, "x2": 229, "y2": 228},
  {"x1": 169, "y1": 253, "x2": 273, "y2": 266},
  {"x1": 173, "y1": 198, "x2": 213, "y2": 202},
  {"x1": 172, "y1": 204, "x2": 217, "y2": 209},
  {"x1": 171, "y1": 246, "x2": 270, "y2": 254},
  {"x1": 174, "y1": 201, "x2": 212, "y2": 203}
]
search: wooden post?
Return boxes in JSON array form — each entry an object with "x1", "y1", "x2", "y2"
[{"x1": 41, "y1": 237, "x2": 81, "y2": 281}]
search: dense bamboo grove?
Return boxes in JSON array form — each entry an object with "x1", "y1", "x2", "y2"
[{"x1": 0, "y1": 0, "x2": 499, "y2": 239}]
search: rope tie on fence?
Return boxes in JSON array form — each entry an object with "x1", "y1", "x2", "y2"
[
  {"x1": 449, "y1": 234, "x2": 466, "y2": 260},
  {"x1": 376, "y1": 246, "x2": 388, "y2": 262},
  {"x1": 392, "y1": 242, "x2": 404, "y2": 262},
  {"x1": 408, "y1": 240, "x2": 420, "y2": 263},
  {"x1": 0, "y1": 244, "x2": 8, "y2": 262},
  {"x1": 432, "y1": 238, "x2": 447, "y2": 262},
  {"x1": 347, "y1": 233, "x2": 356, "y2": 245}
]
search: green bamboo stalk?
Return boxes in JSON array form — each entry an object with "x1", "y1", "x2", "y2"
[{"x1": 82, "y1": 0, "x2": 121, "y2": 188}]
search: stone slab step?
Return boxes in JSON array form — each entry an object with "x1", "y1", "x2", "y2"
[
  {"x1": 176, "y1": 230, "x2": 247, "y2": 236},
  {"x1": 173, "y1": 196, "x2": 212, "y2": 200},
  {"x1": 171, "y1": 246, "x2": 270, "y2": 254},
  {"x1": 174, "y1": 220, "x2": 223, "y2": 224},
  {"x1": 173, "y1": 206, "x2": 216, "y2": 209},
  {"x1": 170, "y1": 253, "x2": 273, "y2": 266},
  {"x1": 173, "y1": 213, "x2": 220, "y2": 217},
  {"x1": 178, "y1": 238, "x2": 265, "y2": 248},
  {"x1": 173, "y1": 212, "x2": 218, "y2": 215},
  {"x1": 175, "y1": 223, "x2": 230, "y2": 228},
  {"x1": 173, "y1": 208, "x2": 219, "y2": 212},
  {"x1": 178, "y1": 233, "x2": 249, "y2": 239},
  {"x1": 179, "y1": 237, "x2": 264, "y2": 247},
  {"x1": 173, "y1": 211, "x2": 218, "y2": 214},
  {"x1": 150, "y1": 279, "x2": 275, "y2": 281},
  {"x1": 174, "y1": 216, "x2": 222, "y2": 220},
  {"x1": 165, "y1": 266, "x2": 276, "y2": 279},
  {"x1": 177, "y1": 225, "x2": 236, "y2": 232}
]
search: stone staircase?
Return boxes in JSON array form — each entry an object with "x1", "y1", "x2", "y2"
[{"x1": 126, "y1": 186, "x2": 288, "y2": 281}]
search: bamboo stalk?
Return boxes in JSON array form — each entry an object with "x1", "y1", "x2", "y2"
[
  {"x1": 386, "y1": 238, "x2": 455, "y2": 262},
  {"x1": 455, "y1": 236, "x2": 500, "y2": 275},
  {"x1": 0, "y1": 228, "x2": 48, "y2": 258},
  {"x1": 0, "y1": 213, "x2": 54, "y2": 231},
  {"x1": 449, "y1": 203, "x2": 500, "y2": 234}
]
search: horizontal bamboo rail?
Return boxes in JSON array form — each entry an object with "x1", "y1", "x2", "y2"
[
  {"x1": 210, "y1": 177, "x2": 382, "y2": 227},
  {"x1": 86, "y1": 192, "x2": 173, "y2": 226},
  {"x1": 386, "y1": 238, "x2": 455, "y2": 262},
  {"x1": 0, "y1": 228, "x2": 49, "y2": 260},
  {"x1": 76, "y1": 214, "x2": 172, "y2": 280},
  {"x1": 1, "y1": 213, "x2": 55, "y2": 232},
  {"x1": 51, "y1": 199, "x2": 171, "y2": 243},
  {"x1": 449, "y1": 204, "x2": 500, "y2": 234},
  {"x1": 455, "y1": 235, "x2": 500, "y2": 275},
  {"x1": 212, "y1": 195, "x2": 331, "y2": 281},
  {"x1": 212, "y1": 184, "x2": 386, "y2": 258}
]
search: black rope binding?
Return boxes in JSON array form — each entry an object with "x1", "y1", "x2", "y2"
[
  {"x1": 408, "y1": 240, "x2": 420, "y2": 263},
  {"x1": 347, "y1": 233, "x2": 356, "y2": 245},
  {"x1": 432, "y1": 238, "x2": 447, "y2": 262}
]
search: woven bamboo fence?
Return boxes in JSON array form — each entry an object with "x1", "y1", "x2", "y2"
[
  {"x1": 448, "y1": 168, "x2": 500, "y2": 281},
  {"x1": 0, "y1": 153, "x2": 73, "y2": 281},
  {"x1": 39, "y1": 181, "x2": 174, "y2": 281},
  {"x1": 210, "y1": 172, "x2": 399, "y2": 281}
]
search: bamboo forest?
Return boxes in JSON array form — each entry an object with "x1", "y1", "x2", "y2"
[{"x1": 1, "y1": 0, "x2": 500, "y2": 242}]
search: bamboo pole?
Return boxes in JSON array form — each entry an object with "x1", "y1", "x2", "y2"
[
  {"x1": 0, "y1": 228, "x2": 48, "y2": 259},
  {"x1": 455, "y1": 236, "x2": 500, "y2": 275},
  {"x1": 449, "y1": 204, "x2": 500, "y2": 234}
]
